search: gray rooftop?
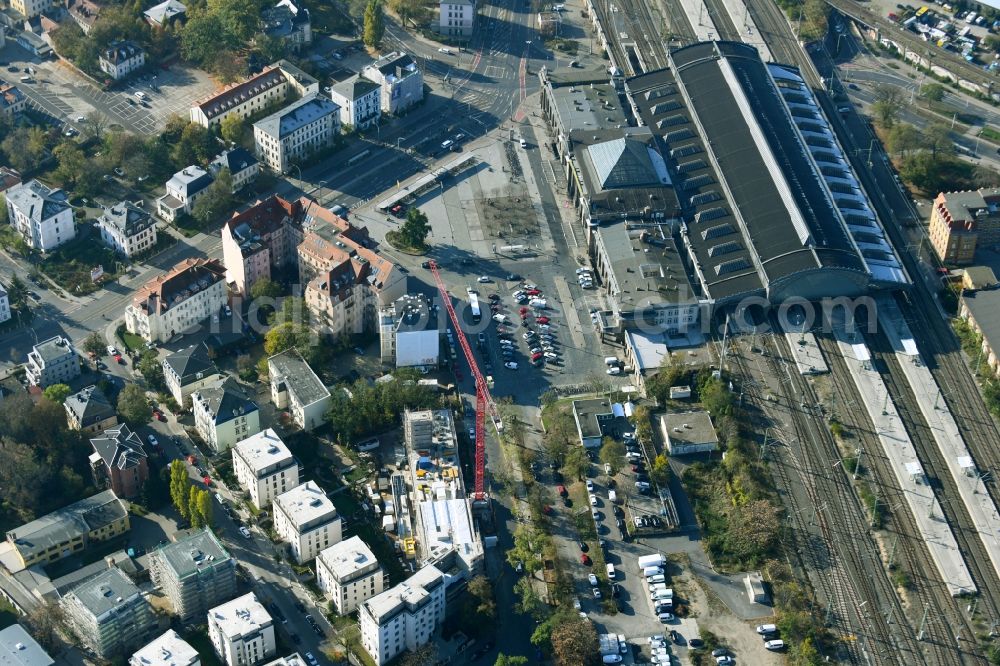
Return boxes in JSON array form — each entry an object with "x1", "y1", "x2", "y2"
[
  {"x1": 166, "y1": 166, "x2": 212, "y2": 199},
  {"x1": 941, "y1": 188, "x2": 1000, "y2": 220},
  {"x1": 192, "y1": 377, "x2": 258, "y2": 426},
  {"x1": 572, "y1": 398, "x2": 613, "y2": 440},
  {"x1": 329, "y1": 74, "x2": 380, "y2": 102},
  {"x1": 387, "y1": 294, "x2": 436, "y2": 333},
  {"x1": 363, "y1": 564, "x2": 443, "y2": 623},
  {"x1": 90, "y1": 424, "x2": 146, "y2": 472},
  {"x1": 254, "y1": 94, "x2": 339, "y2": 140},
  {"x1": 162, "y1": 344, "x2": 218, "y2": 385},
  {"x1": 963, "y1": 288, "x2": 1000, "y2": 359},
  {"x1": 661, "y1": 411, "x2": 718, "y2": 448},
  {"x1": 548, "y1": 81, "x2": 625, "y2": 135},
  {"x1": 31, "y1": 336, "x2": 74, "y2": 365},
  {"x1": 211, "y1": 147, "x2": 258, "y2": 176},
  {"x1": 152, "y1": 528, "x2": 232, "y2": 581},
  {"x1": 99, "y1": 202, "x2": 152, "y2": 238},
  {"x1": 65, "y1": 385, "x2": 115, "y2": 428},
  {"x1": 7, "y1": 490, "x2": 127, "y2": 563},
  {"x1": 144, "y1": 0, "x2": 186, "y2": 24},
  {"x1": 0, "y1": 625, "x2": 53, "y2": 666},
  {"x1": 63, "y1": 567, "x2": 140, "y2": 618},
  {"x1": 268, "y1": 349, "x2": 329, "y2": 406},
  {"x1": 5, "y1": 181, "x2": 69, "y2": 223},
  {"x1": 596, "y1": 222, "x2": 698, "y2": 309}
]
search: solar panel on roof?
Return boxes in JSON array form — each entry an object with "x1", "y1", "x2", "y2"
[
  {"x1": 677, "y1": 159, "x2": 706, "y2": 173},
  {"x1": 715, "y1": 258, "x2": 751, "y2": 275},
  {"x1": 708, "y1": 241, "x2": 742, "y2": 257},
  {"x1": 658, "y1": 115, "x2": 687, "y2": 128},
  {"x1": 651, "y1": 101, "x2": 682, "y2": 115},
  {"x1": 690, "y1": 191, "x2": 721, "y2": 206},
  {"x1": 683, "y1": 174, "x2": 714, "y2": 190},
  {"x1": 702, "y1": 223, "x2": 734, "y2": 240},
  {"x1": 665, "y1": 128, "x2": 694, "y2": 143},
  {"x1": 695, "y1": 207, "x2": 728, "y2": 224},
  {"x1": 670, "y1": 145, "x2": 701, "y2": 160}
]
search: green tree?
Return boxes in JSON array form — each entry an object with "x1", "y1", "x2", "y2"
[
  {"x1": 42, "y1": 384, "x2": 72, "y2": 404},
  {"x1": 388, "y1": 0, "x2": 429, "y2": 26},
  {"x1": 886, "y1": 123, "x2": 922, "y2": 156},
  {"x1": 550, "y1": 616, "x2": 600, "y2": 666},
  {"x1": 400, "y1": 207, "x2": 431, "y2": 248},
  {"x1": 363, "y1": 0, "x2": 385, "y2": 47},
  {"x1": 82, "y1": 332, "x2": 107, "y2": 358},
  {"x1": 2, "y1": 127, "x2": 48, "y2": 173},
  {"x1": 512, "y1": 577, "x2": 546, "y2": 619},
  {"x1": 220, "y1": 114, "x2": 247, "y2": 146},
  {"x1": 268, "y1": 296, "x2": 310, "y2": 326},
  {"x1": 790, "y1": 637, "x2": 821, "y2": 665},
  {"x1": 192, "y1": 169, "x2": 234, "y2": 225},
  {"x1": 872, "y1": 84, "x2": 903, "y2": 128},
  {"x1": 494, "y1": 656, "x2": 529, "y2": 666},
  {"x1": 83, "y1": 111, "x2": 109, "y2": 142},
  {"x1": 170, "y1": 460, "x2": 190, "y2": 518},
  {"x1": 117, "y1": 384, "x2": 149, "y2": 426},
  {"x1": 466, "y1": 575, "x2": 496, "y2": 621},
  {"x1": 924, "y1": 122, "x2": 954, "y2": 158},
  {"x1": 598, "y1": 437, "x2": 625, "y2": 476},
  {"x1": 563, "y1": 446, "x2": 589, "y2": 481},
  {"x1": 181, "y1": 9, "x2": 228, "y2": 65},
  {"x1": 197, "y1": 488, "x2": 214, "y2": 527},
  {"x1": 52, "y1": 142, "x2": 87, "y2": 187},
  {"x1": 5, "y1": 274, "x2": 27, "y2": 307},
  {"x1": 188, "y1": 485, "x2": 204, "y2": 528},
  {"x1": 137, "y1": 350, "x2": 165, "y2": 390},
  {"x1": 919, "y1": 82, "x2": 946, "y2": 103},
  {"x1": 209, "y1": 0, "x2": 260, "y2": 43},
  {"x1": 250, "y1": 277, "x2": 282, "y2": 300},
  {"x1": 264, "y1": 322, "x2": 310, "y2": 356}
]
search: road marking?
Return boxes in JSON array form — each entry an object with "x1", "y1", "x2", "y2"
[{"x1": 552, "y1": 276, "x2": 587, "y2": 351}]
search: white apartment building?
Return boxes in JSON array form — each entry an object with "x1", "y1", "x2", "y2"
[
  {"x1": 190, "y1": 60, "x2": 318, "y2": 128},
  {"x1": 5, "y1": 180, "x2": 76, "y2": 252},
  {"x1": 328, "y1": 75, "x2": 381, "y2": 130},
  {"x1": 359, "y1": 565, "x2": 445, "y2": 666},
  {"x1": 267, "y1": 349, "x2": 330, "y2": 431},
  {"x1": 232, "y1": 429, "x2": 298, "y2": 510},
  {"x1": 0, "y1": 282, "x2": 10, "y2": 324},
  {"x1": 26, "y1": 335, "x2": 79, "y2": 387},
  {"x1": 192, "y1": 378, "x2": 261, "y2": 454},
  {"x1": 273, "y1": 481, "x2": 341, "y2": 564},
  {"x1": 317, "y1": 536, "x2": 385, "y2": 614},
  {"x1": 210, "y1": 147, "x2": 260, "y2": 193},
  {"x1": 208, "y1": 593, "x2": 276, "y2": 666},
  {"x1": 361, "y1": 52, "x2": 424, "y2": 115},
  {"x1": 162, "y1": 344, "x2": 221, "y2": 409},
  {"x1": 125, "y1": 258, "x2": 228, "y2": 344},
  {"x1": 10, "y1": 0, "x2": 51, "y2": 18},
  {"x1": 98, "y1": 201, "x2": 157, "y2": 258},
  {"x1": 253, "y1": 94, "x2": 340, "y2": 174},
  {"x1": 439, "y1": 0, "x2": 475, "y2": 38},
  {"x1": 99, "y1": 40, "x2": 145, "y2": 81},
  {"x1": 155, "y1": 166, "x2": 213, "y2": 222},
  {"x1": 131, "y1": 630, "x2": 200, "y2": 666}
]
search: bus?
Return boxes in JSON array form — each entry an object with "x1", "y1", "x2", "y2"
[{"x1": 467, "y1": 288, "x2": 482, "y2": 323}]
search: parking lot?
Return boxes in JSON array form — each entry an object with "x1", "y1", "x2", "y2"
[{"x1": 1, "y1": 42, "x2": 218, "y2": 135}]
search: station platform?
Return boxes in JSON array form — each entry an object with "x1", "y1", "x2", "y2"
[
  {"x1": 877, "y1": 294, "x2": 1000, "y2": 589},
  {"x1": 780, "y1": 320, "x2": 829, "y2": 375},
  {"x1": 718, "y1": 0, "x2": 774, "y2": 61},
  {"x1": 833, "y1": 322, "x2": 976, "y2": 597},
  {"x1": 678, "y1": 0, "x2": 720, "y2": 41}
]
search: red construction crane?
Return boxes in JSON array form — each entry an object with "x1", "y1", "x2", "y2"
[{"x1": 428, "y1": 260, "x2": 500, "y2": 502}]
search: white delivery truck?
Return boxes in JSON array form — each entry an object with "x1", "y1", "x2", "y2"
[{"x1": 637, "y1": 553, "x2": 667, "y2": 571}]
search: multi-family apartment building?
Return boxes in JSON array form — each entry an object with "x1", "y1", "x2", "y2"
[
  {"x1": 67, "y1": 0, "x2": 102, "y2": 34},
  {"x1": 273, "y1": 481, "x2": 341, "y2": 564},
  {"x1": 266, "y1": 349, "x2": 330, "y2": 431},
  {"x1": 131, "y1": 630, "x2": 200, "y2": 666},
  {"x1": 329, "y1": 75, "x2": 381, "y2": 130},
  {"x1": 125, "y1": 258, "x2": 228, "y2": 344},
  {"x1": 144, "y1": 0, "x2": 186, "y2": 27},
  {"x1": 0, "y1": 282, "x2": 8, "y2": 324},
  {"x1": 89, "y1": 424, "x2": 148, "y2": 499},
  {"x1": 210, "y1": 147, "x2": 260, "y2": 193},
  {"x1": 253, "y1": 94, "x2": 340, "y2": 174},
  {"x1": 0, "y1": 624, "x2": 53, "y2": 666},
  {"x1": 378, "y1": 294, "x2": 440, "y2": 368},
  {"x1": 928, "y1": 188, "x2": 1000, "y2": 265},
  {"x1": 25, "y1": 335, "x2": 79, "y2": 387},
  {"x1": 163, "y1": 344, "x2": 221, "y2": 409},
  {"x1": 362, "y1": 52, "x2": 424, "y2": 115},
  {"x1": 208, "y1": 593, "x2": 276, "y2": 666},
  {"x1": 439, "y1": 0, "x2": 475, "y2": 38},
  {"x1": 190, "y1": 60, "x2": 318, "y2": 128},
  {"x1": 262, "y1": 0, "x2": 311, "y2": 52},
  {"x1": 232, "y1": 429, "x2": 298, "y2": 510},
  {"x1": 65, "y1": 385, "x2": 118, "y2": 433},
  {"x1": 5, "y1": 180, "x2": 76, "y2": 252},
  {"x1": 99, "y1": 40, "x2": 145, "y2": 81},
  {"x1": 317, "y1": 536, "x2": 385, "y2": 614},
  {"x1": 97, "y1": 201, "x2": 157, "y2": 258},
  {"x1": 155, "y1": 166, "x2": 213, "y2": 222},
  {"x1": 5, "y1": 490, "x2": 129, "y2": 570},
  {"x1": 359, "y1": 565, "x2": 445, "y2": 666},
  {"x1": 191, "y1": 377, "x2": 261, "y2": 454},
  {"x1": 298, "y1": 211, "x2": 405, "y2": 338},
  {"x1": 149, "y1": 529, "x2": 237, "y2": 623},
  {"x1": 221, "y1": 195, "x2": 300, "y2": 296},
  {"x1": 60, "y1": 567, "x2": 157, "y2": 659},
  {"x1": 10, "y1": 0, "x2": 51, "y2": 19}
]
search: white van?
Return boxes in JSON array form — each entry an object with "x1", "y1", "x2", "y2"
[
  {"x1": 756, "y1": 623, "x2": 777, "y2": 635},
  {"x1": 356, "y1": 438, "x2": 380, "y2": 452},
  {"x1": 643, "y1": 566, "x2": 663, "y2": 578},
  {"x1": 608, "y1": 490, "x2": 617, "y2": 503},
  {"x1": 606, "y1": 564, "x2": 616, "y2": 579},
  {"x1": 647, "y1": 574, "x2": 666, "y2": 584},
  {"x1": 135, "y1": 90, "x2": 148, "y2": 100},
  {"x1": 215, "y1": 492, "x2": 225, "y2": 505},
  {"x1": 604, "y1": 356, "x2": 619, "y2": 366}
]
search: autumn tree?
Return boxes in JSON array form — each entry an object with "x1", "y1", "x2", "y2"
[
  {"x1": 550, "y1": 616, "x2": 600, "y2": 666},
  {"x1": 650, "y1": 453, "x2": 671, "y2": 486},
  {"x1": 919, "y1": 82, "x2": 946, "y2": 103},
  {"x1": 192, "y1": 169, "x2": 234, "y2": 225},
  {"x1": 117, "y1": 383, "x2": 150, "y2": 426},
  {"x1": 562, "y1": 446, "x2": 589, "y2": 481},
  {"x1": 727, "y1": 499, "x2": 780, "y2": 564},
  {"x1": 52, "y1": 142, "x2": 87, "y2": 187},
  {"x1": 82, "y1": 332, "x2": 107, "y2": 357},
  {"x1": 220, "y1": 113, "x2": 247, "y2": 146},
  {"x1": 885, "y1": 123, "x2": 922, "y2": 156},
  {"x1": 197, "y1": 488, "x2": 214, "y2": 526},
  {"x1": 506, "y1": 523, "x2": 545, "y2": 575},
  {"x1": 494, "y1": 656, "x2": 528, "y2": 666},
  {"x1": 466, "y1": 575, "x2": 497, "y2": 622}
]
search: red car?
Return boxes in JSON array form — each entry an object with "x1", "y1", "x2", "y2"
[
  {"x1": 557, "y1": 484, "x2": 568, "y2": 497},
  {"x1": 202, "y1": 476, "x2": 212, "y2": 486},
  {"x1": 114, "y1": 353, "x2": 125, "y2": 365},
  {"x1": 519, "y1": 306, "x2": 528, "y2": 316},
  {"x1": 525, "y1": 289, "x2": 541, "y2": 296},
  {"x1": 152, "y1": 408, "x2": 166, "y2": 422},
  {"x1": 580, "y1": 553, "x2": 592, "y2": 566},
  {"x1": 531, "y1": 352, "x2": 543, "y2": 362},
  {"x1": 390, "y1": 203, "x2": 406, "y2": 217},
  {"x1": 536, "y1": 316, "x2": 550, "y2": 324}
]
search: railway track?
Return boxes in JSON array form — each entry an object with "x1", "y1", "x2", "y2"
[
  {"x1": 816, "y1": 331, "x2": 981, "y2": 665},
  {"x1": 700, "y1": 0, "x2": 741, "y2": 41},
  {"x1": 727, "y1": 330, "x2": 913, "y2": 664},
  {"x1": 591, "y1": 0, "x2": 669, "y2": 75}
]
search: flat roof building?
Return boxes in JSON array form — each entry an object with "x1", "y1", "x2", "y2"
[
  {"x1": 267, "y1": 349, "x2": 330, "y2": 431},
  {"x1": 928, "y1": 188, "x2": 1000, "y2": 266},
  {"x1": 659, "y1": 411, "x2": 718, "y2": 455},
  {"x1": 25, "y1": 335, "x2": 78, "y2": 388},
  {"x1": 317, "y1": 536, "x2": 385, "y2": 615},
  {"x1": 60, "y1": 567, "x2": 156, "y2": 659},
  {"x1": 130, "y1": 630, "x2": 200, "y2": 666},
  {"x1": 571, "y1": 398, "x2": 616, "y2": 449},
  {"x1": 149, "y1": 529, "x2": 237, "y2": 623},
  {"x1": 359, "y1": 565, "x2": 445, "y2": 666},
  {"x1": 0, "y1": 624, "x2": 53, "y2": 666},
  {"x1": 208, "y1": 593, "x2": 275, "y2": 666},
  {"x1": 232, "y1": 429, "x2": 298, "y2": 510},
  {"x1": 378, "y1": 294, "x2": 440, "y2": 368},
  {"x1": 273, "y1": 481, "x2": 341, "y2": 564}
]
